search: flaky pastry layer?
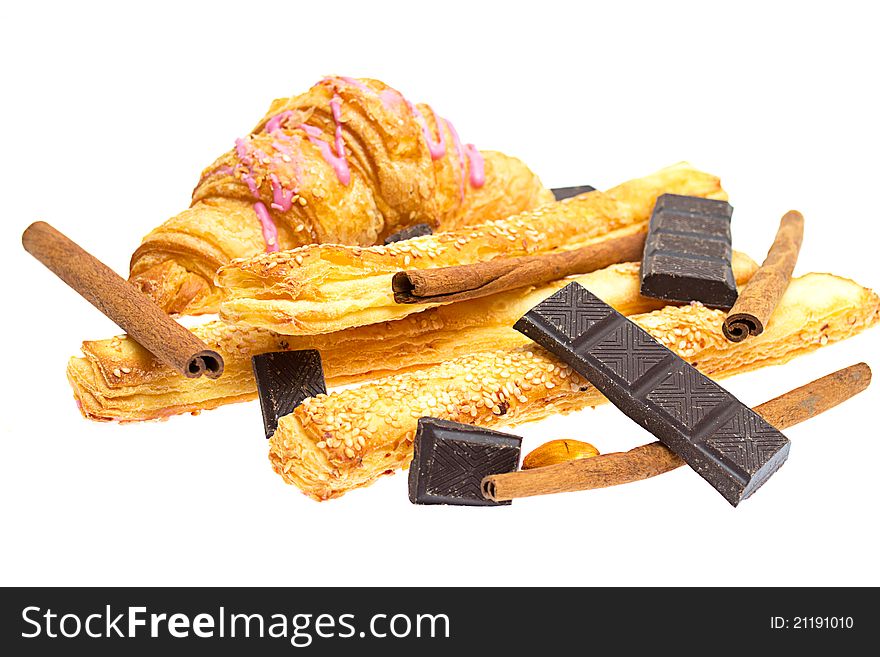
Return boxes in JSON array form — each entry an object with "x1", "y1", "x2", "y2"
[
  {"x1": 216, "y1": 163, "x2": 728, "y2": 335},
  {"x1": 68, "y1": 255, "x2": 756, "y2": 421},
  {"x1": 269, "y1": 273, "x2": 880, "y2": 500}
]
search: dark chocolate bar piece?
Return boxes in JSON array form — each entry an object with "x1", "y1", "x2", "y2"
[
  {"x1": 640, "y1": 193, "x2": 738, "y2": 310},
  {"x1": 251, "y1": 350, "x2": 326, "y2": 439},
  {"x1": 551, "y1": 185, "x2": 596, "y2": 201},
  {"x1": 514, "y1": 283, "x2": 790, "y2": 506},
  {"x1": 384, "y1": 223, "x2": 433, "y2": 244},
  {"x1": 408, "y1": 417, "x2": 522, "y2": 506}
]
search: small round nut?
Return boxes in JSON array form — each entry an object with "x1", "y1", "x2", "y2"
[{"x1": 521, "y1": 439, "x2": 600, "y2": 469}]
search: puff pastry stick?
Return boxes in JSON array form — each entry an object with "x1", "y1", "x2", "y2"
[
  {"x1": 269, "y1": 273, "x2": 880, "y2": 500},
  {"x1": 129, "y1": 76, "x2": 552, "y2": 315},
  {"x1": 216, "y1": 163, "x2": 727, "y2": 335},
  {"x1": 68, "y1": 254, "x2": 757, "y2": 421}
]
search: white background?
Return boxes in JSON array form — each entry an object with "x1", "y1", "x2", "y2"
[{"x1": 1, "y1": 0, "x2": 878, "y2": 587}]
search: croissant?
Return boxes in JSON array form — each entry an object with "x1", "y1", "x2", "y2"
[
  {"x1": 216, "y1": 162, "x2": 726, "y2": 335},
  {"x1": 67, "y1": 254, "x2": 758, "y2": 421},
  {"x1": 128, "y1": 76, "x2": 553, "y2": 314},
  {"x1": 268, "y1": 272, "x2": 880, "y2": 500}
]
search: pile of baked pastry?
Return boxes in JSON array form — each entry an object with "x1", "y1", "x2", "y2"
[{"x1": 66, "y1": 76, "x2": 880, "y2": 501}]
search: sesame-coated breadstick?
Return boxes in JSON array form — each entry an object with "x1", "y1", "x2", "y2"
[
  {"x1": 217, "y1": 163, "x2": 728, "y2": 335},
  {"x1": 269, "y1": 273, "x2": 880, "y2": 500},
  {"x1": 67, "y1": 254, "x2": 756, "y2": 421}
]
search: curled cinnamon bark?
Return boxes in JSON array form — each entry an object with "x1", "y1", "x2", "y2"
[
  {"x1": 23, "y1": 222, "x2": 223, "y2": 379},
  {"x1": 392, "y1": 228, "x2": 647, "y2": 305},
  {"x1": 723, "y1": 210, "x2": 805, "y2": 342}
]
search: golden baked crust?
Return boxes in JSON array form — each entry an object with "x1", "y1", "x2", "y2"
[
  {"x1": 216, "y1": 162, "x2": 727, "y2": 335},
  {"x1": 68, "y1": 254, "x2": 757, "y2": 421},
  {"x1": 129, "y1": 76, "x2": 552, "y2": 315},
  {"x1": 268, "y1": 273, "x2": 880, "y2": 500}
]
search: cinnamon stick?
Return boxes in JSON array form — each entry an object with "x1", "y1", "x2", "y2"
[
  {"x1": 22, "y1": 221, "x2": 223, "y2": 379},
  {"x1": 392, "y1": 228, "x2": 647, "y2": 305},
  {"x1": 723, "y1": 210, "x2": 804, "y2": 342},
  {"x1": 482, "y1": 362, "x2": 871, "y2": 501}
]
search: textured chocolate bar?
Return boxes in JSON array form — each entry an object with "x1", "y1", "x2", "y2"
[
  {"x1": 384, "y1": 223, "x2": 433, "y2": 244},
  {"x1": 514, "y1": 283, "x2": 790, "y2": 505},
  {"x1": 251, "y1": 350, "x2": 326, "y2": 439},
  {"x1": 408, "y1": 417, "x2": 522, "y2": 506},
  {"x1": 551, "y1": 185, "x2": 596, "y2": 201},
  {"x1": 640, "y1": 193, "x2": 738, "y2": 309}
]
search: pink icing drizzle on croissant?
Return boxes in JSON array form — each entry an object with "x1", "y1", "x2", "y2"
[
  {"x1": 234, "y1": 77, "x2": 487, "y2": 251},
  {"x1": 265, "y1": 97, "x2": 351, "y2": 186},
  {"x1": 442, "y1": 119, "x2": 486, "y2": 194},
  {"x1": 464, "y1": 143, "x2": 485, "y2": 187},
  {"x1": 407, "y1": 102, "x2": 447, "y2": 160},
  {"x1": 265, "y1": 111, "x2": 294, "y2": 134},
  {"x1": 301, "y1": 95, "x2": 351, "y2": 185},
  {"x1": 444, "y1": 119, "x2": 468, "y2": 202},
  {"x1": 269, "y1": 173, "x2": 294, "y2": 212},
  {"x1": 337, "y1": 76, "x2": 371, "y2": 92},
  {"x1": 234, "y1": 138, "x2": 264, "y2": 196},
  {"x1": 379, "y1": 88, "x2": 404, "y2": 109},
  {"x1": 234, "y1": 138, "x2": 280, "y2": 251},
  {"x1": 253, "y1": 201, "x2": 279, "y2": 252}
]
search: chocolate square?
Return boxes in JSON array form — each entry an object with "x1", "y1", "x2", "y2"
[
  {"x1": 551, "y1": 185, "x2": 596, "y2": 201},
  {"x1": 640, "y1": 193, "x2": 738, "y2": 309},
  {"x1": 251, "y1": 350, "x2": 326, "y2": 439},
  {"x1": 408, "y1": 418, "x2": 522, "y2": 506},
  {"x1": 384, "y1": 223, "x2": 433, "y2": 244}
]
